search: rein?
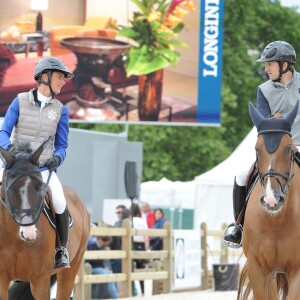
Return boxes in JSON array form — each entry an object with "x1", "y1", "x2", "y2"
[{"x1": 256, "y1": 129, "x2": 295, "y2": 195}]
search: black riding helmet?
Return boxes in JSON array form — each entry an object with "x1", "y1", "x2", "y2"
[
  {"x1": 256, "y1": 41, "x2": 296, "y2": 82},
  {"x1": 34, "y1": 57, "x2": 74, "y2": 97}
]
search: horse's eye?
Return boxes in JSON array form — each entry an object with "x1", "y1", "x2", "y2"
[
  {"x1": 285, "y1": 145, "x2": 292, "y2": 154},
  {"x1": 255, "y1": 148, "x2": 260, "y2": 156}
]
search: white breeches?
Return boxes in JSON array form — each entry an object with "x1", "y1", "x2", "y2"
[
  {"x1": 41, "y1": 170, "x2": 66, "y2": 214},
  {"x1": 235, "y1": 145, "x2": 300, "y2": 187}
]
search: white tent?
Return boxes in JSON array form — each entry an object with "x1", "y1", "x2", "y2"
[
  {"x1": 139, "y1": 128, "x2": 258, "y2": 231},
  {"x1": 193, "y1": 127, "x2": 257, "y2": 230},
  {"x1": 139, "y1": 177, "x2": 196, "y2": 210}
]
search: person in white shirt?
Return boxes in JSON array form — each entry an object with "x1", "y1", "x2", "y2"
[{"x1": 132, "y1": 203, "x2": 149, "y2": 295}]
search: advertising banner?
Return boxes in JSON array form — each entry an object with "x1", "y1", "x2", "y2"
[
  {"x1": 0, "y1": 0, "x2": 223, "y2": 125},
  {"x1": 197, "y1": 0, "x2": 224, "y2": 125},
  {"x1": 173, "y1": 229, "x2": 201, "y2": 290}
]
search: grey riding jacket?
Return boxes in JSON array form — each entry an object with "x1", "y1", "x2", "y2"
[
  {"x1": 257, "y1": 71, "x2": 300, "y2": 146},
  {"x1": 13, "y1": 89, "x2": 63, "y2": 165}
]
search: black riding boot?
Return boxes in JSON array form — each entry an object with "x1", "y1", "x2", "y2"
[
  {"x1": 54, "y1": 208, "x2": 70, "y2": 269},
  {"x1": 223, "y1": 178, "x2": 247, "y2": 248}
]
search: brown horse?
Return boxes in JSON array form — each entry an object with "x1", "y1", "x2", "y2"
[
  {"x1": 0, "y1": 139, "x2": 90, "y2": 300},
  {"x1": 238, "y1": 101, "x2": 300, "y2": 300}
]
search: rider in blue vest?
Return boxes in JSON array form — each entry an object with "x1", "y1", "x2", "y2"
[{"x1": 223, "y1": 41, "x2": 300, "y2": 248}]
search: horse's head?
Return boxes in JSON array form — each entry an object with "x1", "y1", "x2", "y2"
[
  {"x1": 0, "y1": 138, "x2": 50, "y2": 228},
  {"x1": 249, "y1": 101, "x2": 299, "y2": 213}
]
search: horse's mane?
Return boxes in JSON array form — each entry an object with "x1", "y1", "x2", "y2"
[{"x1": 16, "y1": 142, "x2": 33, "y2": 154}]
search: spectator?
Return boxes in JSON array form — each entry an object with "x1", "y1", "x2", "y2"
[
  {"x1": 86, "y1": 234, "x2": 118, "y2": 299},
  {"x1": 150, "y1": 208, "x2": 166, "y2": 251},
  {"x1": 110, "y1": 206, "x2": 130, "y2": 274},
  {"x1": 140, "y1": 202, "x2": 155, "y2": 228},
  {"x1": 114, "y1": 204, "x2": 127, "y2": 227},
  {"x1": 132, "y1": 203, "x2": 149, "y2": 295}
]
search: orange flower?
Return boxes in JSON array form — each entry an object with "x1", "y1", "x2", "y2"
[
  {"x1": 164, "y1": 14, "x2": 183, "y2": 27},
  {"x1": 167, "y1": 0, "x2": 186, "y2": 16},
  {"x1": 158, "y1": 25, "x2": 174, "y2": 34},
  {"x1": 147, "y1": 11, "x2": 162, "y2": 22},
  {"x1": 173, "y1": 6, "x2": 189, "y2": 18},
  {"x1": 181, "y1": 0, "x2": 196, "y2": 12}
]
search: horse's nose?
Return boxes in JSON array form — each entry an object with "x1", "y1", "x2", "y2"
[
  {"x1": 260, "y1": 194, "x2": 284, "y2": 212},
  {"x1": 19, "y1": 225, "x2": 37, "y2": 242}
]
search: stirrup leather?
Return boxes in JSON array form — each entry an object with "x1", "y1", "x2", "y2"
[{"x1": 222, "y1": 222, "x2": 243, "y2": 249}]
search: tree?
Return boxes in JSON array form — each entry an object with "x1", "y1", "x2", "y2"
[{"x1": 71, "y1": 0, "x2": 300, "y2": 182}]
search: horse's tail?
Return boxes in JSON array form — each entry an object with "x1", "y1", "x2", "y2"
[
  {"x1": 237, "y1": 261, "x2": 253, "y2": 300},
  {"x1": 275, "y1": 272, "x2": 288, "y2": 299},
  {"x1": 8, "y1": 275, "x2": 57, "y2": 300}
]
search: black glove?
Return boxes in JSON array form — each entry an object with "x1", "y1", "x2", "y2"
[
  {"x1": 45, "y1": 155, "x2": 61, "y2": 172},
  {"x1": 7, "y1": 144, "x2": 17, "y2": 157}
]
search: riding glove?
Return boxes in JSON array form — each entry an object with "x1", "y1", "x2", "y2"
[
  {"x1": 45, "y1": 155, "x2": 61, "y2": 172},
  {"x1": 7, "y1": 144, "x2": 17, "y2": 157}
]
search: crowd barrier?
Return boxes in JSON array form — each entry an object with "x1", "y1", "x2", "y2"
[{"x1": 73, "y1": 221, "x2": 243, "y2": 299}]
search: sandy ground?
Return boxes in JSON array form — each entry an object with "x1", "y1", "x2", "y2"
[{"x1": 122, "y1": 289, "x2": 237, "y2": 300}]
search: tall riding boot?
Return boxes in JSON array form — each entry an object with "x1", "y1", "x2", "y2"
[
  {"x1": 223, "y1": 178, "x2": 247, "y2": 248},
  {"x1": 54, "y1": 208, "x2": 70, "y2": 269}
]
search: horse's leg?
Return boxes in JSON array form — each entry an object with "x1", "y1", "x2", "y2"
[
  {"x1": 247, "y1": 259, "x2": 279, "y2": 300},
  {"x1": 0, "y1": 276, "x2": 10, "y2": 300},
  {"x1": 287, "y1": 270, "x2": 300, "y2": 300},
  {"x1": 56, "y1": 249, "x2": 85, "y2": 300},
  {"x1": 30, "y1": 276, "x2": 51, "y2": 300},
  {"x1": 56, "y1": 268, "x2": 79, "y2": 300}
]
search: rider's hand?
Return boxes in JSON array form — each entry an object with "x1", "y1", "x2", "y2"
[
  {"x1": 7, "y1": 144, "x2": 17, "y2": 157},
  {"x1": 45, "y1": 155, "x2": 61, "y2": 172}
]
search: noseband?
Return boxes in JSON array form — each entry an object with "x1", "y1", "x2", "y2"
[{"x1": 256, "y1": 129, "x2": 295, "y2": 195}]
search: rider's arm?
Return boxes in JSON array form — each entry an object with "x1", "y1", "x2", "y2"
[
  {"x1": 0, "y1": 98, "x2": 19, "y2": 149},
  {"x1": 256, "y1": 88, "x2": 271, "y2": 117},
  {"x1": 53, "y1": 106, "x2": 69, "y2": 165}
]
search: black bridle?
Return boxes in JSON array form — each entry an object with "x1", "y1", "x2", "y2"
[
  {"x1": 256, "y1": 129, "x2": 295, "y2": 195},
  {"x1": 2, "y1": 169, "x2": 52, "y2": 226}
]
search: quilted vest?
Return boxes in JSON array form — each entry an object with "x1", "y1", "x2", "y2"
[
  {"x1": 259, "y1": 71, "x2": 300, "y2": 146},
  {"x1": 13, "y1": 89, "x2": 63, "y2": 165}
]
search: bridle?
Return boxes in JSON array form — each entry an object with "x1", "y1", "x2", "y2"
[
  {"x1": 1, "y1": 168, "x2": 52, "y2": 226},
  {"x1": 256, "y1": 129, "x2": 295, "y2": 195}
]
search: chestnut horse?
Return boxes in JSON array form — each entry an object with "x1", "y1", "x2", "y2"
[
  {"x1": 238, "y1": 101, "x2": 300, "y2": 300},
  {"x1": 0, "y1": 139, "x2": 90, "y2": 300}
]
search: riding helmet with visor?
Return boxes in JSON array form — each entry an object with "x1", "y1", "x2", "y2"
[
  {"x1": 34, "y1": 56, "x2": 74, "y2": 83},
  {"x1": 256, "y1": 41, "x2": 296, "y2": 81}
]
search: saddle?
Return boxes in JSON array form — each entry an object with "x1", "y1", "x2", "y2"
[{"x1": 43, "y1": 190, "x2": 73, "y2": 230}]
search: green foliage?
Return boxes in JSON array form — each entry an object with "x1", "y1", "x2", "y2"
[
  {"x1": 71, "y1": 1, "x2": 300, "y2": 182},
  {"x1": 115, "y1": 0, "x2": 195, "y2": 76}
]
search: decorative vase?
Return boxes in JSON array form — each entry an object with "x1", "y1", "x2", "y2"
[{"x1": 138, "y1": 69, "x2": 163, "y2": 121}]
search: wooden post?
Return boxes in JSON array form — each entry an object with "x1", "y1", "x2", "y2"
[
  {"x1": 220, "y1": 223, "x2": 228, "y2": 263},
  {"x1": 74, "y1": 260, "x2": 85, "y2": 300},
  {"x1": 84, "y1": 263, "x2": 92, "y2": 300},
  {"x1": 122, "y1": 219, "x2": 132, "y2": 298},
  {"x1": 162, "y1": 221, "x2": 172, "y2": 294},
  {"x1": 201, "y1": 223, "x2": 209, "y2": 290}
]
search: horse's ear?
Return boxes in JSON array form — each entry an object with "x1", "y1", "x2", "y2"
[
  {"x1": 30, "y1": 136, "x2": 53, "y2": 164},
  {"x1": 249, "y1": 102, "x2": 264, "y2": 129},
  {"x1": 284, "y1": 100, "x2": 299, "y2": 127},
  {"x1": 0, "y1": 147, "x2": 14, "y2": 168}
]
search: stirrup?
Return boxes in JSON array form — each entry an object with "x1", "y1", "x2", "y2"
[{"x1": 222, "y1": 222, "x2": 243, "y2": 249}]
